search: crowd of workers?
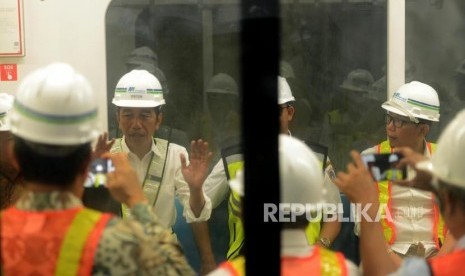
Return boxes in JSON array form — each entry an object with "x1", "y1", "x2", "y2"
[{"x1": 1, "y1": 55, "x2": 465, "y2": 275}]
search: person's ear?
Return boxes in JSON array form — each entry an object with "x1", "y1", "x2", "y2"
[
  {"x1": 287, "y1": 105, "x2": 295, "y2": 121},
  {"x1": 418, "y1": 123, "x2": 430, "y2": 137}
]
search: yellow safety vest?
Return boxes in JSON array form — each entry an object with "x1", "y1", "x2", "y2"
[
  {"x1": 226, "y1": 159, "x2": 245, "y2": 260},
  {"x1": 111, "y1": 138, "x2": 168, "y2": 218},
  {"x1": 219, "y1": 255, "x2": 245, "y2": 276},
  {"x1": 377, "y1": 140, "x2": 446, "y2": 247}
]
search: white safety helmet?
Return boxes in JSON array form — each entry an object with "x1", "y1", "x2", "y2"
[
  {"x1": 126, "y1": 46, "x2": 158, "y2": 68},
  {"x1": 278, "y1": 76, "x2": 295, "y2": 105},
  {"x1": 228, "y1": 135, "x2": 325, "y2": 207},
  {"x1": 206, "y1": 73, "x2": 238, "y2": 96},
  {"x1": 0, "y1": 93, "x2": 14, "y2": 131},
  {"x1": 340, "y1": 69, "x2": 374, "y2": 93},
  {"x1": 382, "y1": 81, "x2": 440, "y2": 123},
  {"x1": 112, "y1": 69, "x2": 165, "y2": 108},
  {"x1": 279, "y1": 134, "x2": 324, "y2": 206},
  {"x1": 418, "y1": 109, "x2": 465, "y2": 189},
  {"x1": 9, "y1": 63, "x2": 99, "y2": 145}
]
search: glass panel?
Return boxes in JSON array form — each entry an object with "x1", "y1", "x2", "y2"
[
  {"x1": 105, "y1": 1, "x2": 241, "y2": 273},
  {"x1": 406, "y1": 0, "x2": 465, "y2": 141},
  {"x1": 105, "y1": 0, "x2": 388, "y2": 272},
  {"x1": 280, "y1": 0, "x2": 387, "y2": 265}
]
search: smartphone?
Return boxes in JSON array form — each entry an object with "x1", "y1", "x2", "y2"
[
  {"x1": 84, "y1": 158, "x2": 114, "y2": 187},
  {"x1": 361, "y1": 153, "x2": 406, "y2": 182}
]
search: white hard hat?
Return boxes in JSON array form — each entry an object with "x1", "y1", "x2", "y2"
[
  {"x1": 206, "y1": 73, "x2": 238, "y2": 96},
  {"x1": 417, "y1": 109, "x2": 465, "y2": 189},
  {"x1": 278, "y1": 76, "x2": 295, "y2": 105},
  {"x1": 9, "y1": 63, "x2": 99, "y2": 145},
  {"x1": 340, "y1": 69, "x2": 374, "y2": 93},
  {"x1": 279, "y1": 134, "x2": 324, "y2": 206},
  {"x1": 126, "y1": 46, "x2": 158, "y2": 67},
  {"x1": 382, "y1": 81, "x2": 440, "y2": 122},
  {"x1": 112, "y1": 69, "x2": 165, "y2": 108},
  {"x1": 0, "y1": 93, "x2": 14, "y2": 131}
]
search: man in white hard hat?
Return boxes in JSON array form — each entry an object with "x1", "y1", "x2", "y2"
[
  {"x1": 209, "y1": 135, "x2": 359, "y2": 275},
  {"x1": 1, "y1": 63, "x2": 195, "y2": 274},
  {"x1": 0, "y1": 92, "x2": 22, "y2": 209},
  {"x1": 334, "y1": 109, "x2": 465, "y2": 275},
  {"x1": 110, "y1": 69, "x2": 216, "y2": 273},
  {"x1": 278, "y1": 76, "x2": 342, "y2": 249},
  {"x1": 204, "y1": 76, "x2": 342, "y2": 260},
  {"x1": 353, "y1": 81, "x2": 451, "y2": 259}
]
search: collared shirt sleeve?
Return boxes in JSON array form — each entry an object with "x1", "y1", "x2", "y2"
[
  {"x1": 171, "y1": 144, "x2": 213, "y2": 223},
  {"x1": 203, "y1": 159, "x2": 230, "y2": 209},
  {"x1": 93, "y1": 202, "x2": 196, "y2": 275}
]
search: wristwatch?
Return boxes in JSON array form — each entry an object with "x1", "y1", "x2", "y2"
[{"x1": 318, "y1": 237, "x2": 331, "y2": 248}]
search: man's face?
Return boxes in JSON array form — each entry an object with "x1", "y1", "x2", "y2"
[
  {"x1": 117, "y1": 107, "x2": 162, "y2": 144},
  {"x1": 279, "y1": 104, "x2": 295, "y2": 134},
  {"x1": 385, "y1": 112, "x2": 423, "y2": 148}
]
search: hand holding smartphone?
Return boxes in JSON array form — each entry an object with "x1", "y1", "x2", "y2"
[
  {"x1": 84, "y1": 158, "x2": 115, "y2": 187},
  {"x1": 361, "y1": 153, "x2": 406, "y2": 182}
]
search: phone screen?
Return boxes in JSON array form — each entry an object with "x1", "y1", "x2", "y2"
[
  {"x1": 84, "y1": 158, "x2": 114, "y2": 187},
  {"x1": 361, "y1": 153, "x2": 406, "y2": 181}
]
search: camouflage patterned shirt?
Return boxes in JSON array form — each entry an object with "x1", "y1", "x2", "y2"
[{"x1": 11, "y1": 191, "x2": 195, "y2": 275}]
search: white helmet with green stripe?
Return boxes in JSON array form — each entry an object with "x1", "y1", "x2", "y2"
[
  {"x1": 9, "y1": 63, "x2": 99, "y2": 145},
  {"x1": 112, "y1": 69, "x2": 165, "y2": 108},
  {"x1": 382, "y1": 81, "x2": 440, "y2": 122}
]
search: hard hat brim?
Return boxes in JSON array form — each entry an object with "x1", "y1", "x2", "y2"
[
  {"x1": 112, "y1": 99, "x2": 165, "y2": 108},
  {"x1": 381, "y1": 101, "x2": 411, "y2": 118}
]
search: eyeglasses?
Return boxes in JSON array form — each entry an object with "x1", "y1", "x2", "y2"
[
  {"x1": 385, "y1": 114, "x2": 417, "y2": 128},
  {"x1": 279, "y1": 104, "x2": 292, "y2": 115}
]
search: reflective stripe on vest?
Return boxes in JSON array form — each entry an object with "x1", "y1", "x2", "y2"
[
  {"x1": 376, "y1": 140, "x2": 446, "y2": 247},
  {"x1": 56, "y1": 208, "x2": 111, "y2": 275},
  {"x1": 304, "y1": 159, "x2": 324, "y2": 245},
  {"x1": 1, "y1": 207, "x2": 111, "y2": 275},
  {"x1": 428, "y1": 249, "x2": 465, "y2": 275},
  {"x1": 111, "y1": 138, "x2": 168, "y2": 218},
  {"x1": 226, "y1": 160, "x2": 245, "y2": 260},
  {"x1": 220, "y1": 255, "x2": 245, "y2": 276},
  {"x1": 281, "y1": 246, "x2": 347, "y2": 275}
]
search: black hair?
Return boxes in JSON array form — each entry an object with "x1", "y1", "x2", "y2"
[{"x1": 13, "y1": 137, "x2": 91, "y2": 187}]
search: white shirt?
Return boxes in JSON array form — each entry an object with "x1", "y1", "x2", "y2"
[
  {"x1": 120, "y1": 137, "x2": 212, "y2": 228},
  {"x1": 204, "y1": 158, "x2": 342, "y2": 209},
  {"x1": 355, "y1": 143, "x2": 436, "y2": 255},
  {"x1": 390, "y1": 235, "x2": 465, "y2": 276}
]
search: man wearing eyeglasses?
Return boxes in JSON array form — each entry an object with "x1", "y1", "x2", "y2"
[{"x1": 354, "y1": 81, "x2": 452, "y2": 260}]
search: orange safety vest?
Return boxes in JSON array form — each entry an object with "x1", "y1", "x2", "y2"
[
  {"x1": 428, "y1": 249, "x2": 465, "y2": 275},
  {"x1": 281, "y1": 246, "x2": 348, "y2": 275},
  {"x1": 376, "y1": 140, "x2": 447, "y2": 248},
  {"x1": 219, "y1": 255, "x2": 245, "y2": 276},
  {"x1": 1, "y1": 207, "x2": 111, "y2": 275}
]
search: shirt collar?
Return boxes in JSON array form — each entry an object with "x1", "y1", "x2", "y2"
[
  {"x1": 121, "y1": 136, "x2": 163, "y2": 158},
  {"x1": 15, "y1": 191, "x2": 82, "y2": 211}
]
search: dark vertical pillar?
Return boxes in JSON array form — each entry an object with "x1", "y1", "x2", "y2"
[{"x1": 241, "y1": 1, "x2": 280, "y2": 275}]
